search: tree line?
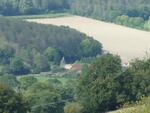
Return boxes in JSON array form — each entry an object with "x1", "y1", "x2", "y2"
[
  {"x1": 74, "y1": 54, "x2": 150, "y2": 113},
  {"x1": 71, "y1": 0, "x2": 150, "y2": 21},
  {"x1": 0, "y1": 74, "x2": 76, "y2": 113},
  {"x1": 70, "y1": 0, "x2": 150, "y2": 31},
  {"x1": 0, "y1": 18, "x2": 102, "y2": 75},
  {"x1": 0, "y1": 0, "x2": 69, "y2": 15},
  {"x1": 0, "y1": 0, "x2": 150, "y2": 31},
  {"x1": 0, "y1": 54, "x2": 150, "y2": 113}
]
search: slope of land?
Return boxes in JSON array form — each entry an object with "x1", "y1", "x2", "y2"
[
  {"x1": 0, "y1": 18, "x2": 101, "y2": 75},
  {"x1": 108, "y1": 107, "x2": 140, "y2": 113},
  {"x1": 27, "y1": 16, "x2": 150, "y2": 63}
]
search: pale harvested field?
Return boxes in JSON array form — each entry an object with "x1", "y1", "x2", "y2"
[{"x1": 27, "y1": 16, "x2": 150, "y2": 63}]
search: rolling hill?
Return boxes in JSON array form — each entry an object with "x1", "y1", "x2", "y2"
[{"x1": 27, "y1": 16, "x2": 150, "y2": 63}]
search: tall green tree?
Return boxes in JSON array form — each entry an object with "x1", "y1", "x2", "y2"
[
  {"x1": 77, "y1": 54, "x2": 150, "y2": 112},
  {"x1": 0, "y1": 45, "x2": 15, "y2": 64},
  {"x1": 80, "y1": 38, "x2": 102, "y2": 57},
  {"x1": 33, "y1": 53, "x2": 50, "y2": 73},
  {"x1": 10, "y1": 57, "x2": 30, "y2": 75},
  {"x1": 26, "y1": 82, "x2": 64, "y2": 113},
  {"x1": 77, "y1": 54, "x2": 122, "y2": 113},
  {"x1": 19, "y1": 0, "x2": 34, "y2": 14},
  {"x1": 44, "y1": 47, "x2": 61, "y2": 64}
]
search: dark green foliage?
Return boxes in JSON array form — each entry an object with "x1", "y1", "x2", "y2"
[
  {"x1": 0, "y1": 44, "x2": 15, "y2": 64},
  {"x1": 44, "y1": 47, "x2": 61, "y2": 65},
  {"x1": 70, "y1": 0, "x2": 150, "y2": 21},
  {"x1": 70, "y1": 0, "x2": 150, "y2": 30},
  {"x1": 0, "y1": 55, "x2": 150, "y2": 113},
  {"x1": 26, "y1": 82, "x2": 65, "y2": 113},
  {"x1": 0, "y1": 0, "x2": 150, "y2": 30},
  {"x1": 0, "y1": 74, "x2": 19, "y2": 88},
  {"x1": 77, "y1": 54, "x2": 150, "y2": 113},
  {"x1": 0, "y1": 18, "x2": 102, "y2": 74},
  {"x1": 19, "y1": 0, "x2": 36, "y2": 14},
  {"x1": 0, "y1": 0, "x2": 69, "y2": 15},
  {"x1": 29, "y1": 91, "x2": 64, "y2": 113},
  {"x1": 62, "y1": 80, "x2": 76, "y2": 102},
  {"x1": 113, "y1": 59, "x2": 150, "y2": 105},
  {"x1": 77, "y1": 54, "x2": 122, "y2": 113},
  {"x1": 115, "y1": 15, "x2": 145, "y2": 29},
  {"x1": 80, "y1": 38, "x2": 102, "y2": 57},
  {"x1": 0, "y1": 0, "x2": 150, "y2": 22},
  {"x1": 0, "y1": 84, "x2": 29, "y2": 113},
  {"x1": 19, "y1": 76, "x2": 38, "y2": 89},
  {"x1": 114, "y1": 68, "x2": 150, "y2": 104},
  {"x1": 9, "y1": 57, "x2": 30, "y2": 75},
  {"x1": 32, "y1": 53, "x2": 50, "y2": 73},
  {"x1": 0, "y1": 74, "x2": 78, "y2": 113}
]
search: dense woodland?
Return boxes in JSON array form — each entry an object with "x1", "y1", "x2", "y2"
[
  {"x1": 0, "y1": 0, "x2": 69, "y2": 15},
  {"x1": 0, "y1": 0, "x2": 150, "y2": 113},
  {"x1": 0, "y1": 18, "x2": 102, "y2": 75},
  {"x1": 71, "y1": 0, "x2": 150, "y2": 20},
  {"x1": 1, "y1": 54, "x2": 150, "y2": 113},
  {"x1": 0, "y1": 0, "x2": 150, "y2": 30}
]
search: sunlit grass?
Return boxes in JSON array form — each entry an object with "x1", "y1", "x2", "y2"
[
  {"x1": 109, "y1": 97, "x2": 150, "y2": 113},
  {"x1": 2, "y1": 12, "x2": 71, "y2": 19},
  {"x1": 17, "y1": 75, "x2": 75, "y2": 85}
]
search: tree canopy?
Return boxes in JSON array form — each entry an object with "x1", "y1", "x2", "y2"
[
  {"x1": 0, "y1": 18, "x2": 102, "y2": 75},
  {"x1": 0, "y1": 0, "x2": 150, "y2": 30},
  {"x1": 0, "y1": 84, "x2": 29, "y2": 113},
  {"x1": 76, "y1": 54, "x2": 150, "y2": 113}
]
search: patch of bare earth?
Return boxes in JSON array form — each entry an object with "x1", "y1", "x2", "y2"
[{"x1": 27, "y1": 16, "x2": 150, "y2": 63}]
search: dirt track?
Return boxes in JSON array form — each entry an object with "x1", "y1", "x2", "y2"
[{"x1": 27, "y1": 16, "x2": 150, "y2": 63}]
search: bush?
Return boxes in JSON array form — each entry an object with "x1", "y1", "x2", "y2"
[
  {"x1": 76, "y1": 54, "x2": 150, "y2": 113},
  {"x1": 64, "y1": 102, "x2": 83, "y2": 113},
  {"x1": 0, "y1": 84, "x2": 29, "y2": 113}
]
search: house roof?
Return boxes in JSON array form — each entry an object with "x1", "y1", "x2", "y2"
[{"x1": 71, "y1": 64, "x2": 81, "y2": 70}]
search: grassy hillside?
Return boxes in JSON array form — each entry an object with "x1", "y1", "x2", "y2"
[
  {"x1": 109, "y1": 97, "x2": 150, "y2": 113},
  {"x1": 17, "y1": 75, "x2": 74, "y2": 85}
]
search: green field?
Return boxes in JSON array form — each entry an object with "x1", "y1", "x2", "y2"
[
  {"x1": 36, "y1": 76, "x2": 74, "y2": 85},
  {"x1": 17, "y1": 75, "x2": 75, "y2": 85},
  {"x1": 2, "y1": 13, "x2": 71, "y2": 19}
]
